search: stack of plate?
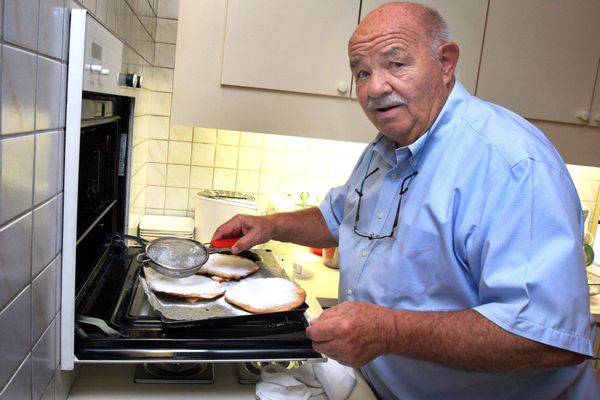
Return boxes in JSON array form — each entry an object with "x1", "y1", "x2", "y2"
[{"x1": 138, "y1": 215, "x2": 195, "y2": 242}]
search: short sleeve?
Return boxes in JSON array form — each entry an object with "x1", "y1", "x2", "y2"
[
  {"x1": 469, "y1": 159, "x2": 594, "y2": 356},
  {"x1": 318, "y1": 184, "x2": 350, "y2": 242}
]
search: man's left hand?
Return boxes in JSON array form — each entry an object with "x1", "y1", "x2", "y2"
[{"x1": 306, "y1": 301, "x2": 394, "y2": 367}]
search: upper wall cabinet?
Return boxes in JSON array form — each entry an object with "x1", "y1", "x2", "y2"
[
  {"x1": 221, "y1": 0, "x2": 360, "y2": 98},
  {"x1": 172, "y1": 0, "x2": 375, "y2": 143},
  {"x1": 172, "y1": 0, "x2": 490, "y2": 142},
  {"x1": 360, "y1": 0, "x2": 488, "y2": 95},
  {"x1": 476, "y1": 0, "x2": 600, "y2": 126}
]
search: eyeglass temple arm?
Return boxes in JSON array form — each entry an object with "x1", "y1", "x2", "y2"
[{"x1": 391, "y1": 171, "x2": 419, "y2": 230}]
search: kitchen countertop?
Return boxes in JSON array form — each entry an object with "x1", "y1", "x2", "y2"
[{"x1": 268, "y1": 244, "x2": 340, "y2": 305}]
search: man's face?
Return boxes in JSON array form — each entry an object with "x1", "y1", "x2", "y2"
[{"x1": 349, "y1": 13, "x2": 448, "y2": 146}]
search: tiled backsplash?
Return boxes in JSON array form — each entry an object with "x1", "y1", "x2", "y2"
[{"x1": 144, "y1": 127, "x2": 367, "y2": 217}]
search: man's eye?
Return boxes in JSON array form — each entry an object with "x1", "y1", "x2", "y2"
[
  {"x1": 390, "y1": 62, "x2": 404, "y2": 70},
  {"x1": 355, "y1": 70, "x2": 370, "y2": 80}
]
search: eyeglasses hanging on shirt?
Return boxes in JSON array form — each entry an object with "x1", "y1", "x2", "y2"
[{"x1": 353, "y1": 128, "x2": 433, "y2": 240}]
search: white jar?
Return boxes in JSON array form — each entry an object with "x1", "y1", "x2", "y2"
[{"x1": 292, "y1": 252, "x2": 321, "y2": 279}]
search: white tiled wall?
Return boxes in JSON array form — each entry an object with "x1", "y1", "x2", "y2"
[
  {"x1": 145, "y1": 127, "x2": 367, "y2": 217},
  {"x1": 0, "y1": 0, "x2": 165, "y2": 398}
]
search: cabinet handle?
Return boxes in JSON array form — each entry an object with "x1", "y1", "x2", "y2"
[
  {"x1": 577, "y1": 111, "x2": 590, "y2": 122},
  {"x1": 336, "y1": 81, "x2": 349, "y2": 94}
]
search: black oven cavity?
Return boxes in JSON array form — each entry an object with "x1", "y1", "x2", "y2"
[{"x1": 75, "y1": 94, "x2": 131, "y2": 297}]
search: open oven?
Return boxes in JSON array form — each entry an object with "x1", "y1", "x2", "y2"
[{"x1": 61, "y1": 10, "x2": 321, "y2": 377}]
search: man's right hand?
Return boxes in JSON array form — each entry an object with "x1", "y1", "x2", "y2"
[
  {"x1": 212, "y1": 207, "x2": 337, "y2": 255},
  {"x1": 211, "y1": 214, "x2": 274, "y2": 254}
]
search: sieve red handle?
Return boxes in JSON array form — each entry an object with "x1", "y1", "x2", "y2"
[{"x1": 210, "y1": 237, "x2": 240, "y2": 248}]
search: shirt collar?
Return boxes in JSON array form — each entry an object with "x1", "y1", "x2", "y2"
[{"x1": 369, "y1": 81, "x2": 470, "y2": 166}]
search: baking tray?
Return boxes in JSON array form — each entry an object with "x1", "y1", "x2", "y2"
[{"x1": 136, "y1": 251, "x2": 309, "y2": 328}]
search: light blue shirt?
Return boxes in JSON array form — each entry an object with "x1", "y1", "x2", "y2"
[{"x1": 319, "y1": 81, "x2": 599, "y2": 399}]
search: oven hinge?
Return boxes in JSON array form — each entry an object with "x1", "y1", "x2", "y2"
[{"x1": 76, "y1": 314, "x2": 123, "y2": 338}]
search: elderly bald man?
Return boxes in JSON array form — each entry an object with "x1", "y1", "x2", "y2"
[{"x1": 214, "y1": 2, "x2": 598, "y2": 398}]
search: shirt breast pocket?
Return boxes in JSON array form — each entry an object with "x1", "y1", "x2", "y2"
[{"x1": 371, "y1": 225, "x2": 441, "y2": 308}]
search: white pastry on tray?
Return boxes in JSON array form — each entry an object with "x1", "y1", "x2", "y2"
[
  {"x1": 198, "y1": 253, "x2": 260, "y2": 280},
  {"x1": 225, "y1": 277, "x2": 306, "y2": 313},
  {"x1": 144, "y1": 267, "x2": 225, "y2": 303}
]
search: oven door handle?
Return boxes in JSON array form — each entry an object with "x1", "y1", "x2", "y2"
[{"x1": 76, "y1": 314, "x2": 122, "y2": 337}]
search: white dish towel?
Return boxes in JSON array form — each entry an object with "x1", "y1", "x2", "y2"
[{"x1": 255, "y1": 359, "x2": 356, "y2": 400}]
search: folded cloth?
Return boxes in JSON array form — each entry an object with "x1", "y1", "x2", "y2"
[{"x1": 255, "y1": 359, "x2": 356, "y2": 400}]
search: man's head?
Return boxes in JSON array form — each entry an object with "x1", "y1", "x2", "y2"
[{"x1": 349, "y1": 2, "x2": 459, "y2": 146}]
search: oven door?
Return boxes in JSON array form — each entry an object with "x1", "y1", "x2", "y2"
[{"x1": 74, "y1": 246, "x2": 322, "y2": 363}]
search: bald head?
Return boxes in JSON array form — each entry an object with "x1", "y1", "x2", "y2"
[
  {"x1": 346, "y1": 2, "x2": 459, "y2": 145},
  {"x1": 351, "y1": 2, "x2": 449, "y2": 57}
]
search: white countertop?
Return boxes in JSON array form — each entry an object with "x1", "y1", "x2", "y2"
[{"x1": 269, "y1": 244, "x2": 340, "y2": 303}]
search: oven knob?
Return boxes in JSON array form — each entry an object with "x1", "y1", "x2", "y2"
[
  {"x1": 136, "y1": 75, "x2": 143, "y2": 88},
  {"x1": 118, "y1": 73, "x2": 139, "y2": 88},
  {"x1": 128, "y1": 74, "x2": 139, "y2": 88},
  {"x1": 100, "y1": 67, "x2": 110, "y2": 76},
  {"x1": 90, "y1": 64, "x2": 102, "y2": 73}
]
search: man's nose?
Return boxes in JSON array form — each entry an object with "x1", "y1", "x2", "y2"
[{"x1": 366, "y1": 70, "x2": 392, "y2": 98}]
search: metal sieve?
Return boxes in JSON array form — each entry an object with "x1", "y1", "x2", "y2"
[{"x1": 136, "y1": 236, "x2": 240, "y2": 278}]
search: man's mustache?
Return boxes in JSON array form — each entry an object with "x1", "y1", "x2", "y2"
[{"x1": 367, "y1": 93, "x2": 407, "y2": 111}]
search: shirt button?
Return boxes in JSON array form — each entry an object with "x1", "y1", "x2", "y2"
[
  {"x1": 377, "y1": 212, "x2": 383, "y2": 219},
  {"x1": 361, "y1": 250, "x2": 368, "y2": 257},
  {"x1": 391, "y1": 173, "x2": 398, "y2": 180},
  {"x1": 347, "y1": 289, "x2": 352, "y2": 295}
]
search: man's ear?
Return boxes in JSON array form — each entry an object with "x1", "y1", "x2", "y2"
[{"x1": 438, "y1": 41, "x2": 460, "y2": 85}]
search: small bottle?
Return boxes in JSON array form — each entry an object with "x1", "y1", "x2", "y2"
[{"x1": 323, "y1": 247, "x2": 339, "y2": 269}]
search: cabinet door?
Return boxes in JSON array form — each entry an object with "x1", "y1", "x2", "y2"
[
  {"x1": 221, "y1": 0, "x2": 359, "y2": 98},
  {"x1": 359, "y1": 0, "x2": 488, "y2": 95},
  {"x1": 476, "y1": 0, "x2": 600, "y2": 124}
]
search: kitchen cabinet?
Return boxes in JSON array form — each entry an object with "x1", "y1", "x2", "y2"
[
  {"x1": 360, "y1": 0, "x2": 488, "y2": 95},
  {"x1": 222, "y1": 0, "x2": 486, "y2": 98},
  {"x1": 172, "y1": 0, "x2": 374, "y2": 143},
  {"x1": 172, "y1": 0, "x2": 488, "y2": 142},
  {"x1": 221, "y1": 0, "x2": 359, "y2": 98},
  {"x1": 589, "y1": 296, "x2": 600, "y2": 376},
  {"x1": 476, "y1": 0, "x2": 600, "y2": 126}
]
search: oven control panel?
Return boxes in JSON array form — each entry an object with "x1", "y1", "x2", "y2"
[{"x1": 83, "y1": 15, "x2": 123, "y2": 95}]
